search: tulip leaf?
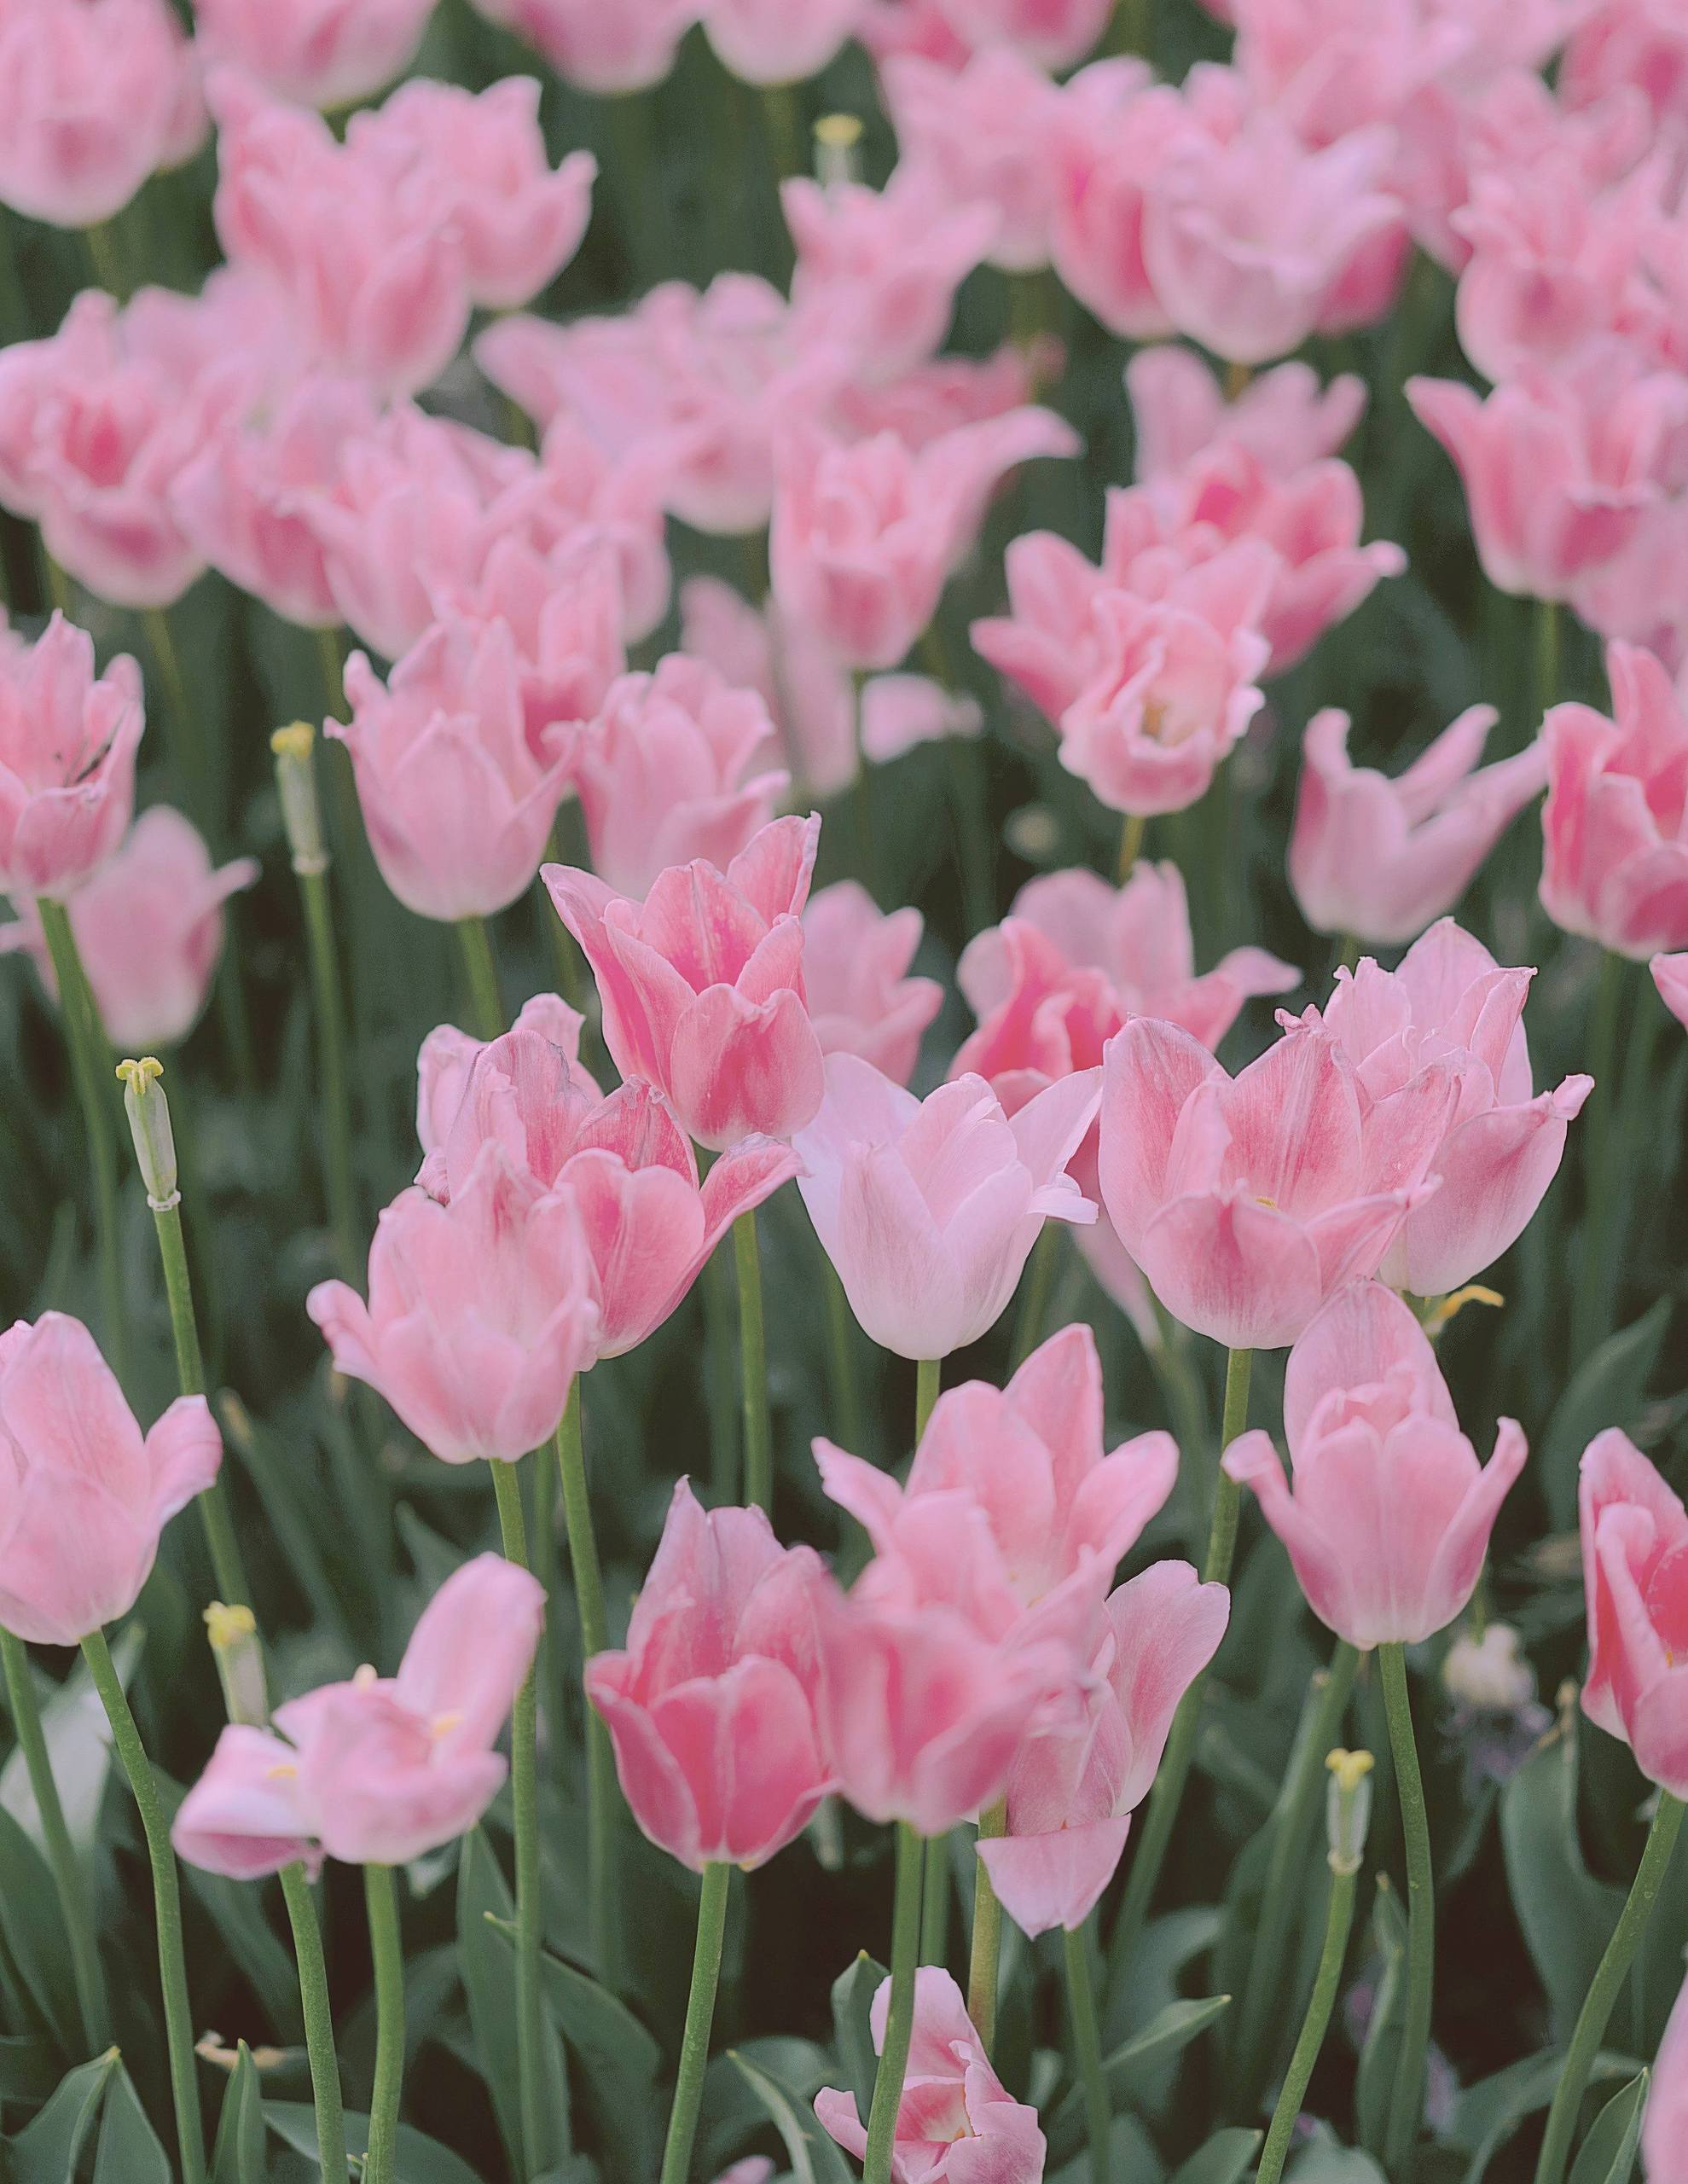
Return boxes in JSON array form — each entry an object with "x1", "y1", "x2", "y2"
[
  {"x1": 1450, "y1": 2047, "x2": 1639, "y2": 2182},
  {"x1": 0, "y1": 2033, "x2": 61, "y2": 2107},
  {"x1": 729, "y1": 2047, "x2": 856, "y2": 2184},
  {"x1": 266, "y1": 2100, "x2": 481, "y2": 2181},
  {"x1": 1047, "y1": 1993, "x2": 1231, "y2": 2163},
  {"x1": 829, "y1": 1950, "x2": 888, "y2": 2125},
  {"x1": 1169, "y1": 2128, "x2": 1264, "y2": 2184},
  {"x1": 1499, "y1": 1716, "x2": 1625, "y2": 2038},
  {"x1": 1540, "y1": 1301, "x2": 1671, "y2": 1529},
  {"x1": 1, "y1": 1627, "x2": 140, "y2": 1860},
  {"x1": 91, "y1": 2064, "x2": 171, "y2": 2184},
  {"x1": 455, "y1": 1831, "x2": 534, "y2": 2171},
  {"x1": 210, "y1": 2042, "x2": 266, "y2": 2184},
  {"x1": 1567, "y1": 2071, "x2": 1649, "y2": 2184},
  {"x1": 10, "y1": 2049, "x2": 119, "y2": 2182},
  {"x1": 1354, "y1": 1879, "x2": 1407, "y2": 2162},
  {"x1": 0, "y1": 1804, "x2": 79, "y2": 2053}
]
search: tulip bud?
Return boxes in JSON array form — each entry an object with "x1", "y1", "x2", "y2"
[
  {"x1": 116, "y1": 1055, "x2": 178, "y2": 1209},
  {"x1": 814, "y1": 113, "x2": 862, "y2": 189},
  {"x1": 204, "y1": 1600, "x2": 268, "y2": 1728},
  {"x1": 1325, "y1": 1748, "x2": 1374, "y2": 1877},
  {"x1": 270, "y1": 723, "x2": 328, "y2": 879}
]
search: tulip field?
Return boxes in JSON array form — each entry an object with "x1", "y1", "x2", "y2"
[{"x1": 5, "y1": 1, "x2": 1688, "y2": 2181}]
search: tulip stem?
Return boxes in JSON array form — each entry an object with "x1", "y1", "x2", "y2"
[
  {"x1": 822, "y1": 1256, "x2": 869, "y2": 1463},
  {"x1": 921, "y1": 1836, "x2": 948, "y2": 1966},
  {"x1": 147, "y1": 1188, "x2": 250, "y2": 1612},
  {"x1": 298, "y1": 865, "x2": 360, "y2": 1281},
  {"x1": 865, "y1": 1822, "x2": 926, "y2": 2184},
  {"x1": 554, "y1": 1391, "x2": 618, "y2": 1989},
  {"x1": 1379, "y1": 1642, "x2": 1435, "y2": 2172},
  {"x1": 914, "y1": 1356, "x2": 940, "y2": 1443},
  {"x1": 734, "y1": 1211, "x2": 774, "y2": 1513},
  {"x1": 1010, "y1": 1228, "x2": 1062, "y2": 1369},
  {"x1": 37, "y1": 898, "x2": 127, "y2": 1385},
  {"x1": 1064, "y1": 1922, "x2": 1111, "y2": 2184},
  {"x1": 79, "y1": 1627, "x2": 204, "y2": 2184},
  {"x1": 455, "y1": 916, "x2": 504, "y2": 1041},
  {"x1": 1533, "y1": 1790, "x2": 1685, "y2": 2184},
  {"x1": 1117, "y1": 811, "x2": 1146, "y2": 883},
  {"x1": 659, "y1": 1862, "x2": 731, "y2": 2184},
  {"x1": 491, "y1": 1459, "x2": 549, "y2": 2178},
  {"x1": 0, "y1": 1630, "x2": 110, "y2": 2051},
  {"x1": 277, "y1": 1862, "x2": 346, "y2": 2184},
  {"x1": 967, "y1": 1798, "x2": 1006, "y2": 2049},
  {"x1": 1257, "y1": 1838, "x2": 1360, "y2": 2184},
  {"x1": 1534, "y1": 596, "x2": 1561, "y2": 729},
  {"x1": 1107, "y1": 1346, "x2": 1252, "y2": 2001},
  {"x1": 363, "y1": 1863, "x2": 405, "y2": 2184}
]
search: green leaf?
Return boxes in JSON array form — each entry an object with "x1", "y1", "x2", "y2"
[
  {"x1": 210, "y1": 2042, "x2": 267, "y2": 2184},
  {"x1": 91, "y1": 2065, "x2": 171, "y2": 2184},
  {"x1": 1169, "y1": 2129, "x2": 1264, "y2": 2184},
  {"x1": 455, "y1": 1832, "x2": 528, "y2": 2172},
  {"x1": 729, "y1": 2048, "x2": 856, "y2": 2184},
  {"x1": 1, "y1": 1627, "x2": 140, "y2": 1860},
  {"x1": 1499, "y1": 1716, "x2": 1626, "y2": 2038},
  {"x1": 1540, "y1": 1301, "x2": 1671, "y2": 1528},
  {"x1": 829, "y1": 1951, "x2": 887, "y2": 2126},
  {"x1": 1450, "y1": 2048, "x2": 1639, "y2": 2183},
  {"x1": 0, "y1": 1804, "x2": 79, "y2": 2052},
  {"x1": 1567, "y1": 2071, "x2": 1650, "y2": 2184},
  {"x1": 1287, "y1": 2141, "x2": 1388, "y2": 2184},
  {"x1": 0, "y1": 2033, "x2": 61, "y2": 2107},
  {"x1": 265, "y1": 2100, "x2": 481, "y2": 2182},
  {"x1": 1354, "y1": 1879, "x2": 1407, "y2": 2162},
  {"x1": 1047, "y1": 1995, "x2": 1232, "y2": 2164},
  {"x1": 11, "y1": 2049, "x2": 119, "y2": 2182}
]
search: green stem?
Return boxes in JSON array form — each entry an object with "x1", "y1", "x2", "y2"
[
  {"x1": 79, "y1": 1629, "x2": 204, "y2": 2184},
  {"x1": 704, "y1": 1246, "x2": 740, "y2": 1503},
  {"x1": 734, "y1": 1211, "x2": 774, "y2": 1513},
  {"x1": 277, "y1": 1863, "x2": 346, "y2": 2184},
  {"x1": 1379, "y1": 1642, "x2": 1435, "y2": 2171},
  {"x1": 555, "y1": 1391, "x2": 618, "y2": 1989},
  {"x1": 1117, "y1": 811, "x2": 1146, "y2": 883},
  {"x1": 37, "y1": 898, "x2": 126, "y2": 1383},
  {"x1": 864, "y1": 1823, "x2": 926, "y2": 2184},
  {"x1": 316, "y1": 623, "x2": 346, "y2": 723},
  {"x1": 1573, "y1": 950, "x2": 1627, "y2": 1363},
  {"x1": 914, "y1": 1356, "x2": 940, "y2": 1443},
  {"x1": 83, "y1": 218, "x2": 125, "y2": 298},
  {"x1": 491, "y1": 1459, "x2": 548, "y2": 2178},
  {"x1": 1064, "y1": 1923, "x2": 1111, "y2": 2184},
  {"x1": 1010, "y1": 1227, "x2": 1061, "y2": 1370},
  {"x1": 299, "y1": 868, "x2": 359, "y2": 1281},
  {"x1": 0, "y1": 1630, "x2": 110, "y2": 2050},
  {"x1": 1257, "y1": 1858, "x2": 1360, "y2": 2184},
  {"x1": 822, "y1": 1255, "x2": 869, "y2": 1461},
  {"x1": 455, "y1": 916, "x2": 504, "y2": 1041},
  {"x1": 1533, "y1": 1792, "x2": 1685, "y2": 2184},
  {"x1": 921, "y1": 1835, "x2": 949, "y2": 1966},
  {"x1": 968, "y1": 1799, "x2": 1006, "y2": 2054},
  {"x1": 1534, "y1": 596, "x2": 1561, "y2": 731},
  {"x1": 658, "y1": 1862, "x2": 731, "y2": 2184},
  {"x1": 1339, "y1": 932, "x2": 1362, "y2": 973},
  {"x1": 150, "y1": 1195, "x2": 249, "y2": 1609},
  {"x1": 141, "y1": 607, "x2": 212, "y2": 833},
  {"x1": 760, "y1": 82, "x2": 804, "y2": 182},
  {"x1": 363, "y1": 1863, "x2": 405, "y2": 2184}
]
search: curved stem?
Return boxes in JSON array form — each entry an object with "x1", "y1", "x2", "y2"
[
  {"x1": 1257, "y1": 1860, "x2": 1359, "y2": 2184},
  {"x1": 734, "y1": 1211, "x2": 773, "y2": 1513},
  {"x1": 150, "y1": 1195, "x2": 248, "y2": 1609},
  {"x1": 555, "y1": 1391, "x2": 618, "y2": 1989},
  {"x1": 491, "y1": 1459, "x2": 548, "y2": 2179},
  {"x1": 79, "y1": 1629, "x2": 204, "y2": 2184},
  {"x1": 455, "y1": 916, "x2": 504, "y2": 1042},
  {"x1": 0, "y1": 1630, "x2": 110, "y2": 2050},
  {"x1": 967, "y1": 1799, "x2": 1006, "y2": 2052},
  {"x1": 1380, "y1": 1642, "x2": 1435, "y2": 2172},
  {"x1": 278, "y1": 1862, "x2": 346, "y2": 2184},
  {"x1": 1533, "y1": 1791, "x2": 1685, "y2": 2184},
  {"x1": 299, "y1": 868, "x2": 359, "y2": 1281},
  {"x1": 1064, "y1": 1922, "x2": 1111, "y2": 2184},
  {"x1": 864, "y1": 1823, "x2": 926, "y2": 2184},
  {"x1": 914, "y1": 1357, "x2": 941, "y2": 1444},
  {"x1": 37, "y1": 898, "x2": 126, "y2": 1384},
  {"x1": 659, "y1": 1862, "x2": 731, "y2": 2184},
  {"x1": 362, "y1": 1863, "x2": 405, "y2": 2184}
]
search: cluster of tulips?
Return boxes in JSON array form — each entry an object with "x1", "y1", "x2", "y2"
[{"x1": 3, "y1": 2, "x2": 1688, "y2": 2183}]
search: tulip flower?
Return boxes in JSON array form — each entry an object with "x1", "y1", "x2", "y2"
[
  {"x1": 569, "y1": 655, "x2": 789, "y2": 899},
  {"x1": 546, "y1": 815, "x2": 827, "y2": 1152},
  {"x1": 1047, "y1": 61, "x2": 1185, "y2": 341},
  {"x1": 1124, "y1": 346, "x2": 1368, "y2": 485},
  {"x1": 1645, "y1": 1962, "x2": 1688, "y2": 2183},
  {"x1": 882, "y1": 49, "x2": 1066, "y2": 272},
  {"x1": 1, "y1": 807, "x2": 257, "y2": 1049},
  {"x1": 306, "y1": 1141, "x2": 602, "y2": 1465},
  {"x1": 1098, "y1": 1014, "x2": 1451, "y2": 1350},
  {"x1": 802, "y1": 882, "x2": 943, "y2": 1087},
  {"x1": 700, "y1": 0, "x2": 864, "y2": 83},
  {"x1": 415, "y1": 991, "x2": 587, "y2": 1159},
  {"x1": 465, "y1": 0, "x2": 698, "y2": 91},
  {"x1": 933, "y1": 0, "x2": 1113, "y2": 65},
  {"x1": 1579, "y1": 1429, "x2": 1688, "y2": 1798},
  {"x1": 1291, "y1": 706, "x2": 1548, "y2": 945},
  {"x1": 0, "y1": 1313, "x2": 222, "y2": 1647},
  {"x1": 334, "y1": 619, "x2": 572, "y2": 922},
  {"x1": 172, "y1": 1554, "x2": 544, "y2": 1874},
  {"x1": 1656, "y1": 951, "x2": 1688, "y2": 1028},
  {"x1": 1540, "y1": 642, "x2": 1688, "y2": 961},
  {"x1": 815, "y1": 1969, "x2": 1047, "y2": 2181},
  {"x1": 792, "y1": 1053, "x2": 1101, "y2": 1360},
  {"x1": 1224, "y1": 1281, "x2": 1528, "y2": 1647},
  {"x1": 193, "y1": 0, "x2": 438, "y2": 108},
  {"x1": 584, "y1": 1481, "x2": 833, "y2": 1871},
  {"x1": 0, "y1": 613, "x2": 143, "y2": 901},
  {"x1": 1306, "y1": 923, "x2": 1593, "y2": 1296}
]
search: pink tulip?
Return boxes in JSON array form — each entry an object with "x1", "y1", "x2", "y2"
[
  {"x1": 1407, "y1": 352, "x2": 1688, "y2": 602},
  {"x1": 834, "y1": 340, "x2": 1054, "y2": 450},
  {"x1": 0, "y1": 0, "x2": 203, "y2": 227},
  {"x1": 173, "y1": 1554, "x2": 544, "y2": 1874},
  {"x1": 585, "y1": 1481, "x2": 832, "y2": 1871},
  {"x1": 979, "y1": 1561, "x2": 1230, "y2": 1935},
  {"x1": 802, "y1": 882, "x2": 943, "y2": 1088},
  {"x1": 0, "y1": 613, "x2": 143, "y2": 901},
  {"x1": 307, "y1": 1143, "x2": 601, "y2": 1462},
  {"x1": 815, "y1": 1969, "x2": 1046, "y2": 2181},
  {"x1": 1579, "y1": 1429, "x2": 1688, "y2": 1799},
  {"x1": 1655, "y1": 951, "x2": 1688, "y2": 1029},
  {"x1": 569, "y1": 655, "x2": 788, "y2": 900},
  {"x1": 1290, "y1": 705, "x2": 1548, "y2": 944},
  {"x1": 0, "y1": 1313, "x2": 221, "y2": 1647},
  {"x1": 334, "y1": 619, "x2": 571, "y2": 921},
  {"x1": 1, "y1": 806, "x2": 256, "y2": 1048},
  {"x1": 792, "y1": 1052, "x2": 1100, "y2": 1359},
  {"x1": 464, "y1": 0, "x2": 697, "y2": 90},
  {"x1": 774, "y1": 412, "x2": 1078, "y2": 672},
  {"x1": 701, "y1": 0, "x2": 863, "y2": 83},
  {"x1": 1125, "y1": 346, "x2": 1369, "y2": 485},
  {"x1": 1224, "y1": 1281, "x2": 1527, "y2": 1647},
  {"x1": 545, "y1": 816, "x2": 827, "y2": 1151},
  {"x1": 1645, "y1": 1959, "x2": 1688, "y2": 2183},
  {"x1": 414, "y1": 1013, "x2": 797, "y2": 1356},
  {"x1": 1540, "y1": 642, "x2": 1688, "y2": 960},
  {"x1": 1564, "y1": 3, "x2": 1688, "y2": 137},
  {"x1": 931, "y1": 0, "x2": 1113, "y2": 67},
  {"x1": 460, "y1": 531, "x2": 634, "y2": 758},
  {"x1": 193, "y1": 0, "x2": 437, "y2": 107},
  {"x1": 1098, "y1": 1014, "x2": 1452, "y2": 1350},
  {"x1": 882, "y1": 49, "x2": 1066, "y2": 273},
  {"x1": 860, "y1": 0, "x2": 972, "y2": 65},
  {"x1": 1047, "y1": 61, "x2": 1183, "y2": 342},
  {"x1": 356, "y1": 77, "x2": 597, "y2": 311}
]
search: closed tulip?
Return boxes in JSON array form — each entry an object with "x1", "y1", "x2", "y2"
[
  {"x1": 700, "y1": 0, "x2": 864, "y2": 83},
  {"x1": 193, "y1": 0, "x2": 438, "y2": 108},
  {"x1": 0, "y1": 613, "x2": 143, "y2": 900},
  {"x1": 1580, "y1": 1429, "x2": 1688, "y2": 1799},
  {"x1": 464, "y1": 0, "x2": 697, "y2": 91}
]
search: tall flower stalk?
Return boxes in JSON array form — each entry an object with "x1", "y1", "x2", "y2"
[
  {"x1": 490, "y1": 1457, "x2": 551, "y2": 2177},
  {"x1": 37, "y1": 897, "x2": 126, "y2": 1380},
  {"x1": 1379, "y1": 1642, "x2": 1435, "y2": 2169}
]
